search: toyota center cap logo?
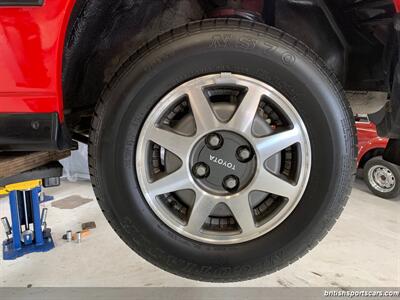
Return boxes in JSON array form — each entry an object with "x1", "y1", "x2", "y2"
[{"x1": 209, "y1": 155, "x2": 236, "y2": 171}]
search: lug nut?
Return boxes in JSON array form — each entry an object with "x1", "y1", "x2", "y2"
[
  {"x1": 192, "y1": 162, "x2": 210, "y2": 179},
  {"x1": 223, "y1": 175, "x2": 240, "y2": 193},
  {"x1": 206, "y1": 133, "x2": 223, "y2": 150},
  {"x1": 236, "y1": 146, "x2": 253, "y2": 163}
]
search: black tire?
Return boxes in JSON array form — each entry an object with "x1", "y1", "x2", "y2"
[
  {"x1": 89, "y1": 19, "x2": 356, "y2": 282},
  {"x1": 363, "y1": 156, "x2": 400, "y2": 199}
]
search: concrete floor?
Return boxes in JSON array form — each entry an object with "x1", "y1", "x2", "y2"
[{"x1": 0, "y1": 179, "x2": 399, "y2": 288}]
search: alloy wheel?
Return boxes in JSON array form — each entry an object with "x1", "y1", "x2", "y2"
[{"x1": 136, "y1": 73, "x2": 312, "y2": 244}]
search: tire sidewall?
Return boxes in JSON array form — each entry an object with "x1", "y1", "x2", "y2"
[{"x1": 91, "y1": 24, "x2": 356, "y2": 280}]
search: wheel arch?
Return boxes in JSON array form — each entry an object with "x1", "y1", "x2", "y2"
[
  {"x1": 358, "y1": 147, "x2": 385, "y2": 169},
  {"x1": 61, "y1": 0, "x2": 395, "y2": 134},
  {"x1": 62, "y1": 0, "x2": 348, "y2": 133}
]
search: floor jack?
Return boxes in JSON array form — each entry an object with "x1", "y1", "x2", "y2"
[{"x1": 1, "y1": 162, "x2": 63, "y2": 260}]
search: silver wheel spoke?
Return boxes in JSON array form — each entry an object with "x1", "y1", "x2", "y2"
[
  {"x1": 148, "y1": 167, "x2": 192, "y2": 198},
  {"x1": 255, "y1": 127, "x2": 302, "y2": 160},
  {"x1": 228, "y1": 193, "x2": 255, "y2": 233},
  {"x1": 187, "y1": 86, "x2": 220, "y2": 134},
  {"x1": 186, "y1": 193, "x2": 216, "y2": 233},
  {"x1": 228, "y1": 85, "x2": 264, "y2": 133},
  {"x1": 252, "y1": 168, "x2": 299, "y2": 200},
  {"x1": 146, "y1": 126, "x2": 194, "y2": 159}
]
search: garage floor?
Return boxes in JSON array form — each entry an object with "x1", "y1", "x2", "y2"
[{"x1": 0, "y1": 179, "x2": 399, "y2": 288}]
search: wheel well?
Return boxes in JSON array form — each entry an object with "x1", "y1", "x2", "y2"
[
  {"x1": 62, "y1": 0, "x2": 394, "y2": 134},
  {"x1": 359, "y1": 148, "x2": 385, "y2": 169}
]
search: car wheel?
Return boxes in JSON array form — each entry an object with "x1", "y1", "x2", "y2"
[
  {"x1": 363, "y1": 156, "x2": 400, "y2": 199},
  {"x1": 89, "y1": 19, "x2": 356, "y2": 282}
]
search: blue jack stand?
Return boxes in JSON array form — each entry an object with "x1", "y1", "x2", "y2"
[
  {"x1": 1, "y1": 162, "x2": 63, "y2": 260},
  {"x1": 2, "y1": 187, "x2": 55, "y2": 260}
]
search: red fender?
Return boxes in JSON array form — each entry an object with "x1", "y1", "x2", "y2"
[{"x1": 0, "y1": 0, "x2": 75, "y2": 121}]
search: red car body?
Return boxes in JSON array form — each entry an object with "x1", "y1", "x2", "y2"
[
  {"x1": 356, "y1": 120, "x2": 389, "y2": 167},
  {"x1": 0, "y1": 0, "x2": 400, "y2": 123},
  {"x1": 0, "y1": 0, "x2": 75, "y2": 121}
]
